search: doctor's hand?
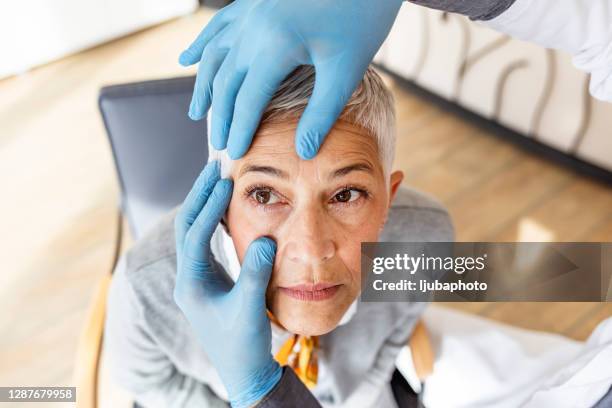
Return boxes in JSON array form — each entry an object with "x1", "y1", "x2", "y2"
[
  {"x1": 174, "y1": 161, "x2": 281, "y2": 408},
  {"x1": 180, "y1": 0, "x2": 403, "y2": 160}
]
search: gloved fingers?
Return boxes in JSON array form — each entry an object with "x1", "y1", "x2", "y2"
[
  {"x1": 176, "y1": 178, "x2": 232, "y2": 301},
  {"x1": 182, "y1": 177, "x2": 233, "y2": 268},
  {"x1": 211, "y1": 50, "x2": 247, "y2": 150},
  {"x1": 295, "y1": 62, "x2": 364, "y2": 159},
  {"x1": 226, "y1": 56, "x2": 299, "y2": 159},
  {"x1": 175, "y1": 160, "x2": 221, "y2": 256},
  {"x1": 178, "y1": 4, "x2": 235, "y2": 66},
  {"x1": 188, "y1": 38, "x2": 229, "y2": 120},
  {"x1": 234, "y1": 237, "x2": 276, "y2": 301}
]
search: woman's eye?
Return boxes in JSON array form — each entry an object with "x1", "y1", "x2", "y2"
[
  {"x1": 252, "y1": 189, "x2": 280, "y2": 205},
  {"x1": 333, "y1": 189, "x2": 362, "y2": 203}
]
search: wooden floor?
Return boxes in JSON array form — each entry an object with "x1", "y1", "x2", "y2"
[{"x1": 0, "y1": 7, "x2": 610, "y2": 392}]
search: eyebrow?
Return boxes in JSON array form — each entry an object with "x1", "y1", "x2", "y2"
[
  {"x1": 330, "y1": 163, "x2": 374, "y2": 179},
  {"x1": 239, "y1": 164, "x2": 289, "y2": 179},
  {"x1": 238, "y1": 162, "x2": 374, "y2": 180}
]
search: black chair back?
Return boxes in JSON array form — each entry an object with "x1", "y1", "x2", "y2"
[{"x1": 99, "y1": 76, "x2": 207, "y2": 239}]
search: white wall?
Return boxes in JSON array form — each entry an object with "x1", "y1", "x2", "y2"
[{"x1": 0, "y1": 0, "x2": 198, "y2": 79}]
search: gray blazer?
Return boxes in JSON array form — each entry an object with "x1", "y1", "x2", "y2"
[{"x1": 104, "y1": 186, "x2": 453, "y2": 408}]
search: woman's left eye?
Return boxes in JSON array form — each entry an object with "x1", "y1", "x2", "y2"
[{"x1": 332, "y1": 188, "x2": 364, "y2": 204}]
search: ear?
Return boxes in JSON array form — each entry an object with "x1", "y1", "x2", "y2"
[
  {"x1": 379, "y1": 170, "x2": 404, "y2": 233},
  {"x1": 388, "y1": 170, "x2": 404, "y2": 207}
]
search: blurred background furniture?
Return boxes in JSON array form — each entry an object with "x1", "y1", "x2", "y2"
[
  {"x1": 98, "y1": 76, "x2": 207, "y2": 238},
  {"x1": 75, "y1": 76, "x2": 207, "y2": 408},
  {"x1": 374, "y1": 4, "x2": 612, "y2": 179}
]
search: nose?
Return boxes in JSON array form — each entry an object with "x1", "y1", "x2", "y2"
[{"x1": 283, "y1": 205, "x2": 335, "y2": 266}]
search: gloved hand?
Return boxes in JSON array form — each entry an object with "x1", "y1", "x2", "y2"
[
  {"x1": 174, "y1": 161, "x2": 281, "y2": 408},
  {"x1": 180, "y1": 0, "x2": 403, "y2": 160}
]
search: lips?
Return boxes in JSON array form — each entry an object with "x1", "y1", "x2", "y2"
[{"x1": 278, "y1": 283, "x2": 341, "y2": 301}]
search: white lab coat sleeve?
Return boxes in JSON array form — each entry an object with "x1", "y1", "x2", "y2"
[{"x1": 483, "y1": 0, "x2": 612, "y2": 102}]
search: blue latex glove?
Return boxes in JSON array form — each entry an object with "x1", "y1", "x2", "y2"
[
  {"x1": 173, "y1": 161, "x2": 281, "y2": 408},
  {"x1": 180, "y1": 0, "x2": 403, "y2": 160}
]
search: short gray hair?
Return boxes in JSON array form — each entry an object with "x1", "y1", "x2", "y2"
[{"x1": 210, "y1": 65, "x2": 396, "y2": 180}]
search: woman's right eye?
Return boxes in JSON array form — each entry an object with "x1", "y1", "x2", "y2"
[{"x1": 251, "y1": 189, "x2": 281, "y2": 205}]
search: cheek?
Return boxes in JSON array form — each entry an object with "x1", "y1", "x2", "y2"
[
  {"x1": 226, "y1": 196, "x2": 284, "y2": 262},
  {"x1": 333, "y1": 188, "x2": 389, "y2": 230},
  {"x1": 336, "y1": 221, "x2": 382, "y2": 284},
  {"x1": 334, "y1": 202, "x2": 388, "y2": 282}
]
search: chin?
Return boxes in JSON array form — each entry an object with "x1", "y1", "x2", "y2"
[
  {"x1": 279, "y1": 312, "x2": 341, "y2": 336},
  {"x1": 272, "y1": 299, "x2": 348, "y2": 336}
]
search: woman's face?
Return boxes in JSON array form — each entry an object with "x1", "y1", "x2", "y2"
[{"x1": 226, "y1": 120, "x2": 403, "y2": 336}]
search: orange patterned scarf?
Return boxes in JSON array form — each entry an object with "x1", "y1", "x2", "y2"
[{"x1": 268, "y1": 312, "x2": 319, "y2": 388}]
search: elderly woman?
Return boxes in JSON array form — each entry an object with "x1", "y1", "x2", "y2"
[{"x1": 105, "y1": 66, "x2": 453, "y2": 407}]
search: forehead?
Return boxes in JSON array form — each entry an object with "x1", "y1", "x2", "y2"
[{"x1": 233, "y1": 120, "x2": 382, "y2": 175}]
